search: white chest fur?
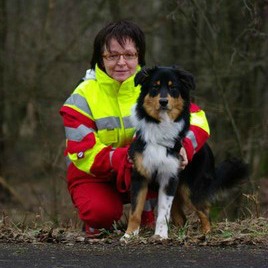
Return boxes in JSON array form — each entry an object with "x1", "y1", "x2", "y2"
[{"x1": 132, "y1": 108, "x2": 185, "y2": 183}]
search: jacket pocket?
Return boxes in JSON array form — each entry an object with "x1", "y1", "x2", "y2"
[{"x1": 98, "y1": 129, "x2": 118, "y2": 145}]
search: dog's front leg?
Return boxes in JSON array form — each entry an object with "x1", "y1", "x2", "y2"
[
  {"x1": 120, "y1": 171, "x2": 148, "y2": 243},
  {"x1": 153, "y1": 177, "x2": 179, "y2": 240}
]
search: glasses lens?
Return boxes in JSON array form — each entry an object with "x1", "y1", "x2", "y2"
[
  {"x1": 103, "y1": 53, "x2": 137, "y2": 61},
  {"x1": 107, "y1": 54, "x2": 119, "y2": 61},
  {"x1": 124, "y1": 53, "x2": 137, "y2": 60}
]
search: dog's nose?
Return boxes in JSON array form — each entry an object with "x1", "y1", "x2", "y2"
[{"x1": 159, "y1": 98, "x2": 168, "y2": 107}]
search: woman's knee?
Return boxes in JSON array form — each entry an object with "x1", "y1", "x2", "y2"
[
  {"x1": 79, "y1": 198, "x2": 123, "y2": 229},
  {"x1": 70, "y1": 182, "x2": 124, "y2": 229}
]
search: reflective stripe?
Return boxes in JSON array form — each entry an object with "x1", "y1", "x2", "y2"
[
  {"x1": 96, "y1": 117, "x2": 121, "y2": 130},
  {"x1": 185, "y1": 130, "x2": 198, "y2": 150},
  {"x1": 65, "y1": 94, "x2": 92, "y2": 117},
  {"x1": 123, "y1": 116, "x2": 134, "y2": 129},
  {"x1": 109, "y1": 150, "x2": 114, "y2": 167},
  {"x1": 65, "y1": 125, "x2": 95, "y2": 142}
]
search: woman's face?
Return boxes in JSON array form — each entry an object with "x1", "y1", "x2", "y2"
[{"x1": 102, "y1": 38, "x2": 138, "y2": 83}]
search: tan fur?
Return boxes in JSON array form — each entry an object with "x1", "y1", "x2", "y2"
[
  {"x1": 143, "y1": 94, "x2": 184, "y2": 122},
  {"x1": 167, "y1": 96, "x2": 184, "y2": 121},
  {"x1": 196, "y1": 209, "x2": 211, "y2": 234},
  {"x1": 125, "y1": 186, "x2": 148, "y2": 234},
  {"x1": 171, "y1": 184, "x2": 212, "y2": 234},
  {"x1": 133, "y1": 152, "x2": 150, "y2": 180},
  {"x1": 125, "y1": 154, "x2": 151, "y2": 235},
  {"x1": 143, "y1": 95, "x2": 161, "y2": 120}
]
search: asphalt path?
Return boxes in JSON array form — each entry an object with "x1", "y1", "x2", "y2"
[{"x1": 0, "y1": 243, "x2": 267, "y2": 268}]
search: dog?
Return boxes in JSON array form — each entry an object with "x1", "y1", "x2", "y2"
[
  {"x1": 120, "y1": 65, "x2": 193, "y2": 242},
  {"x1": 120, "y1": 66, "x2": 249, "y2": 242}
]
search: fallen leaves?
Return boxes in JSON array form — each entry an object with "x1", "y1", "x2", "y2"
[{"x1": 0, "y1": 217, "x2": 267, "y2": 247}]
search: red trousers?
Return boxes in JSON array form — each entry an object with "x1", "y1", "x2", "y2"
[{"x1": 69, "y1": 181, "x2": 157, "y2": 229}]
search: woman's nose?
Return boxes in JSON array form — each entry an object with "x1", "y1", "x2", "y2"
[{"x1": 117, "y1": 55, "x2": 126, "y2": 64}]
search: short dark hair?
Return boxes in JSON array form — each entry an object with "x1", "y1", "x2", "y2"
[{"x1": 90, "y1": 20, "x2": 146, "y2": 70}]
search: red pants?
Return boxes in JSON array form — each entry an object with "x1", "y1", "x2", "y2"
[{"x1": 69, "y1": 181, "x2": 157, "y2": 229}]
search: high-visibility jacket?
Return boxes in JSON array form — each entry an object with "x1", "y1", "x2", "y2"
[
  {"x1": 60, "y1": 65, "x2": 210, "y2": 189},
  {"x1": 183, "y1": 103, "x2": 210, "y2": 161}
]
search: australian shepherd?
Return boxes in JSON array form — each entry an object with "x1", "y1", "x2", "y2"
[{"x1": 121, "y1": 66, "x2": 248, "y2": 242}]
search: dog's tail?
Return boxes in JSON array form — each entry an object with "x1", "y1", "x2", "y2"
[{"x1": 208, "y1": 158, "x2": 250, "y2": 201}]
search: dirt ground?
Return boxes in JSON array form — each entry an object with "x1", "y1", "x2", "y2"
[{"x1": 0, "y1": 242, "x2": 267, "y2": 268}]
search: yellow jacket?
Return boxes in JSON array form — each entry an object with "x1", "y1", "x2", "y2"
[{"x1": 60, "y1": 65, "x2": 141, "y2": 187}]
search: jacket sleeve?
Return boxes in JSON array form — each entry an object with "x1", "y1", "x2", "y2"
[
  {"x1": 182, "y1": 103, "x2": 210, "y2": 161},
  {"x1": 59, "y1": 93, "x2": 129, "y2": 179}
]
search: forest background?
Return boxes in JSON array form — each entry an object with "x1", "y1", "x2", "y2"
[{"x1": 0, "y1": 0, "x2": 267, "y2": 227}]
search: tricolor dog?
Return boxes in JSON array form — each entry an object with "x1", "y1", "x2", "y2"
[
  {"x1": 121, "y1": 66, "x2": 193, "y2": 242},
  {"x1": 121, "y1": 66, "x2": 248, "y2": 242}
]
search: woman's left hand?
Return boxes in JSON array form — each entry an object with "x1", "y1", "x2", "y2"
[{"x1": 179, "y1": 147, "x2": 188, "y2": 170}]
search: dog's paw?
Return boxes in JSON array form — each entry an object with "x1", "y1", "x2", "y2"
[
  {"x1": 148, "y1": 234, "x2": 169, "y2": 244},
  {"x1": 120, "y1": 229, "x2": 139, "y2": 244},
  {"x1": 120, "y1": 233, "x2": 138, "y2": 244},
  {"x1": 120, "y1": 233, "x2": 132, "y2": 244},
  {"x1": 201, "y1": 224, "x2": 211, "y2": 234}
]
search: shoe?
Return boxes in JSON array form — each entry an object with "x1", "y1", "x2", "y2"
[{"x1": 84, "y1": 224, "x2": 106, "y2": 238}]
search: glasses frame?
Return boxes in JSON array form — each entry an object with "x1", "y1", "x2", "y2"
[{"x1": 102, "y1": 52, "x2": 138, "y2": 62}]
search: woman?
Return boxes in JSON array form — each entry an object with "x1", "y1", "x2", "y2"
[{"x1": 60, "y1": 20, "x2": 210, "y2": 237}]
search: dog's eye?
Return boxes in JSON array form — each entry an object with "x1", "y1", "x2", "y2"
[
  {"x1": 150, "y1": 86, "x2": 159, "y2": 95},
  {"x1": 152, "y1": 84, "x2": 160, "y2": 88},
  {"x1": 169, "y1": 86, "x2": 180, "y2": 96},
  {"x1": 169, "y1": 86, "x2": 177, "y2": 91}
]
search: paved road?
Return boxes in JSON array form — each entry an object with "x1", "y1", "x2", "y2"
[{"x1": 0, "y1": 243, "x2": 267, "y2": 268}]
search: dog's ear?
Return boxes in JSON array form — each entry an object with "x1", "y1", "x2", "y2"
[
  {"x1": 134, "y1": 67, "x2": 155, "y2": 86},
  {"x1": 174, "y1": 66, "x2": 195, "y2": 91}
]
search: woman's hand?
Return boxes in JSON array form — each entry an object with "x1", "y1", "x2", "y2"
[{"x1": 179, "y1": 147, "x2": 188, "y2": 170}]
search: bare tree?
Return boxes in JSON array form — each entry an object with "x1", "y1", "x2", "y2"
[{"x1": 0, "y1": 0, "x2": 6, "y2": 174}]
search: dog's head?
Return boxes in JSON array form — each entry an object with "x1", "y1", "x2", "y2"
[{"x1": 134, "y1": 66, "x2": 195, "y2": 122}]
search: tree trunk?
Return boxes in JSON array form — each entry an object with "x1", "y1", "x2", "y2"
[{"x1": 0, "y1": 0, "x2": 7, "y2": 175}]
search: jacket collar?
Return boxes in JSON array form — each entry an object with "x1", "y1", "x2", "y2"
[{"x1": 95, "y1": 64, "x2": 141, "y2": 95}]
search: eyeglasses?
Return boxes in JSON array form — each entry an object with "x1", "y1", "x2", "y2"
[{"x1": 102, "y1": 52, "x2": 138, "y2": 61}]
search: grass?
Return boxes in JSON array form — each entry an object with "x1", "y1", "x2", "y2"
[
  {"x1": 1, "y1": 178, "x2": 267, "y2": 247},
  {"x1": 0, "y1": 210, "x2": 267, "y2": 247}
]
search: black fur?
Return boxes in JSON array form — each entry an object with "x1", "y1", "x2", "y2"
[{"x1": 179, "y1": 143, "x2": 249, "y2": 206}]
